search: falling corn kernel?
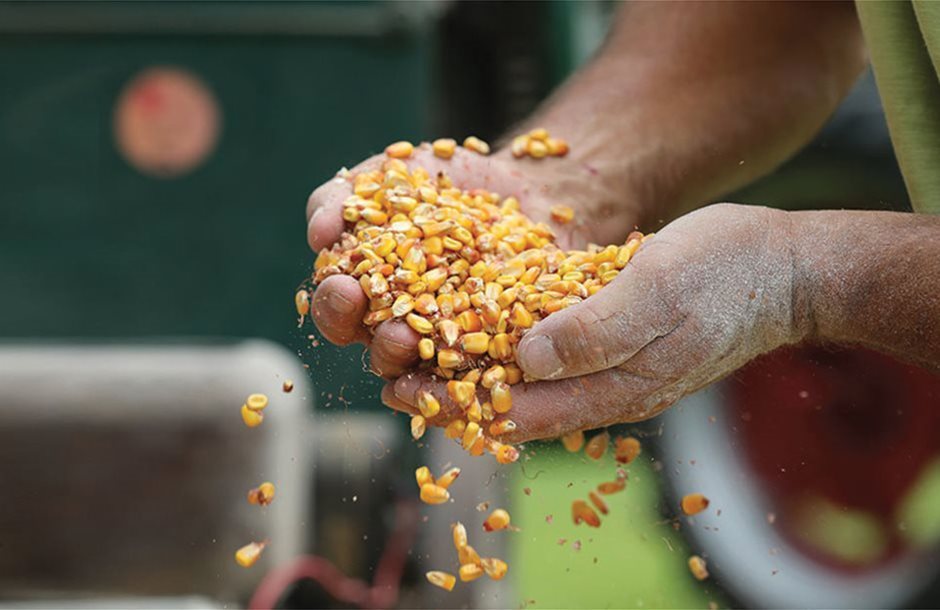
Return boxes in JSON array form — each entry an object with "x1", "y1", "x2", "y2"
[
  {"x1": 550, "y1": 205, "x2": 575, "y2": 225},
  {"x1": 584, "y1": 431, "x2": 609, "y2": 460},
  {"x1": 462, "y1": 421, "x2": 481, "y2": 451},
  {"x1": 247, "y1": 482, "x2": 276, "y2": 506},
  {"x1": 416, "y1": 466, "x2": 433, "y2": 488},
  {"x1": 597, "y1": 479, "x2": 626, "y2": 495},
  {"x1": 483, "y1": 508, "x2": 511, "y2": 532},
  {"x1": 614, "y1": 436, "x2": 642, "y2": 464},
  {"x1": 459, "y1": 544, "x2": 481, "y2": 566},
  {"x1": 463, "y1": 136, "x2": 490, "y2": 155},
  {"x1": 444, "y1": 419, "x2": 466, "y2": 440},
  {"x1": 561, "y1": 430, "x2": 584, "y2": 452},
  {"x1": 245, "y1": 393, "x2": 269, "y2": 412},
  {"x1": 416, "y1": 391, "x2": 441, "y2": 418},
  {"x1": 420, "y1": 483, "x2": 451, "y2": 505},
  {"x1": 459, "y1": 563, "x2": 484, "y2": 582},
  {"x1": 481, "y1": 557, "x2": 508, "y2": 580},
  {"x1": 241, "y1": 404, "x2": 263, "y2": 428},
  {"x1": 588, "y1": 490, "x2": 608, "y2": 515},
  {"x1": 495, "y1": 444, "x2": 519, "y2": 464},
  {"x1": 235, "y1": 541, "x2": 266, "y2": 568},
  {"x1": 452, "y1": 521, "x2": 468, "y2": 550},
  {"x1": 681, "y1": 493, "x2": 711, "y2": 516},
  {"x1": 432, "y1": 138, "x2": 457, "y2": 159},
  {"x1": 411, "y1": 414, "x2": 426, "y2": 440},
  {"x1": 295, "y1": 289, "x2": 310, "y2": 317},
  {"x1": 282, "y1": 380, "x2": 294, "y2": 393},
  {"x1": 385, "y1": 140, "x2": 414, "y2": 158},
  {"x1": 426, "y1": 570, "x2": 456, "y2": 591},
  {"x1": 572, "y1": 500, "x2": 601, "y2": 527},
  {"x1": 490, "y1": 382, "x2": 512, "y2": 414},
  {"x1": 688, "y1": 555, "x2": 709, "y2": 581},
  {"x1": 436, "y1": 466, "x2": 461, "y2": 489}
]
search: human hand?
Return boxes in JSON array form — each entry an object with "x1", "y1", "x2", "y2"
[
  {"x1": 386, "y1": 203, "x2": 806, "y2": 442},
  {"x1": 305, "y1": 142, "x2": 636, "y2": 379}
]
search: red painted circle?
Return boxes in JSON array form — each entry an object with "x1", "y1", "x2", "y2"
[{"x1": 114, "y1": 66, "x2": 221, "y2": 178}]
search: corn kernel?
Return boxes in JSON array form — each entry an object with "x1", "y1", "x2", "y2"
[
  {"x1": 406, "y1": 313, "x2": 434, "y2": 334},
  {"x1": 416, "y1": 466, "x2": 433, "y2": 488},
  {"x1": 490, "y1": 333, "x2": 512, "y2": 360},
  {"x1": 572, "y1": 500, "x2": 601, "y2": 527},
  {"x1": 416, "y1": 391, "x2": 440, "y2": 418},
  {"x1": 490, "y1": 382, "x2": 512, "y2": 414},
  {"x1": 418, "y1": 338, "x2": 435, "y2": 360},
  {"x1": 241, "y1": 404, "x2": 263, "y2": 428},
  {"x1": 420, "y1": 483, "x2": 450, "y2": 505},
  {"x1": 528, "y1": 127, "x2": 549, "y2": 141},
  {"x1": 436, "y1": 467, "x2": 461, "y2": 489},
  {"x1": 433, "y1": 138, "x2": 457, "y2": 159},
  {"x1": 489, "y1": 419, "x2": 516, "y2": 436},
  {"x1": 597, "y1": 479, "x2": 627, "y2": 495},
  {"x1": 585, "y1": 431, "x2": 609, "y2": 460},
  {"x1": 481, "y1": 557, "x2": 508, "y2": 580},
  {"x1": 527, "y1": 139, "x2": 548, "y2": 158},
  {"x1": 246, "y1": 393, "x2": 269, "y2": 412},
  {"x1": 385, "y1": 140, "x2": 414, "y2": 158},
  {"x1": 444, "y1": 419, "x2": 466, "y2": 440},
  {"x1": 550, "y1": 204, "x2": 575, "y2": 224},
  {"x1": 247, "y1": 482, "x2": 276, "y2": 506},
  {"x1": 681, "y1": 493, "x2": 710, "y2": 516},
  {"x1": 295, "y1": 290, "x2": 310, "y2": 317},
  {"x1": 688, "y1": 555, "x2": 709, "y2": 581},
  {"x1": 504, "y1": 364, "x2": 523, "y2": 385},
  {"x1": 546, "y1": 137, "x2": 569, "y2": 156},
  {"x1": 438, "y1": 349, "x2": 463, "y2": 369},
  {"x1": 561, "y1": 430, "x2": 584, "y2": 452},
  {"x1": 483, "y1": 508, "x2": 511, "y2": 531},
  {"x1": 614, "y1": 436, "x2": 642, "y2": 464},
  {"x1": 453, "y1": 521, "x2": 468, "y2": 549},
  {"x1": 282, "y1": 380, "x2": 293, "y2": 393},
  {"x1": 511, "y1": 135, "x2": 529, "y2": 158},
  {"x1": 459, "y1": 544, "x2": 481, "y2": 566},
  {"x1": 462, "y1": 421, "x2": 481, "y2": 450},
  {"x1": 460, "y1": 331, "x2": 491, "y2": 354},
  {"x1": 495, "y1": 443, "x2": 519, "y2": 464},
  {"x1": 459, "y1": 563, "x2": 484, "y2": 582},
  {"x1": 463, "y1": 136, "x2": 490, "y2": 155},
  {"x1": 426, "y1": 570, "x2": 456, "y2": 591},
  {"x1": 589, "y1": 490, "x2": 609, "y2": 515},
  {"x1": 235, "y1": 541, "x2": 266, "y2": 568},
  {"x1": 411, "y1": 414, "x2": 426, "y2": 440}
]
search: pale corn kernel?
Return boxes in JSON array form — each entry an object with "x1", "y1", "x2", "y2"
[
  {"x1": 490, "y1": 382, "x2": 512, "y2": 414},
  {"x1": 438, "y1": 319, "x2": 461, "y2": 347},
  {"x1": 391, "y1": 294, "x2": 415, "y2": 317},
  {"x1": 585, "y1": 431, "x2": 609, "y2": 460},
  {"x1": 235, "y1": 541, "x2": 266, "y2": 568},
  {"x1": 614, "y1": 436, "x2": 642, "y2": 464},
  {"x1": 295, "y1": 290, "x2": 310, "y2": 317},
  {"x1": 527, "y1": 139, "x2": 548, "y2": 158},
  {"x1": 481, "y1": 401, "x2": 495, "y2": 421},
  {"x1": 589, "y1": 490, "x2": 609, "y2": 515},
  {"x1": 495, "y1": 444, "x2": 519, "y2": 464},
  {"x1": 550, "y1": 204, "x2": 575, "y2": 224},
  {"x1": 406, "y1": 313, "x2": 434, "y2": 334},
  {"x1": 572, "y1": 500, "x2": 601, "y2": 527},
  {"x1": 481, "y1": 365, "x2": 506, "y2": 389},
  {"x1": 416, "y1": 466, "x2": 433, "y2": 487},
  {"x1": 597, "y1": 479, "x2": 627, "y2": 495},
  {"x1": 561, "y1": 430, "x2": 584, "y2": 452},
  {"x1": 546, "y1": 137, "x2": 569, "y2": 156},
  {"x1": 504, "y1": 364, "x2": 523, "y2": 385},
  {"x1": 616, "y1": 239, "x2": 641, "y2": 268},
  {"x1": 420, "y1": 483, "x2": 450, "y2": 505},
  {"x1": 241, "y1": 404, "x2": 263, "y2": 428},
  {"x1": 354, "y1": 181, "x2": 381, "y2": 198},
  {"x1": 489, "y1": 419, "x2": 516, "y2": 436},
  {"x1": 246, "y1": 393, "x2": 269, "y2": 412},
  {"x1": 456, "y1": 310, "x2": 483, "y2": 332},
  {"x1": 426, "y1": 570, "x2": 456, "y2": 591},
  {"x1": 528, "y1": 127, "x2": 549, "y2": 141},
  {"x1": 463, "y1": 136, "x2": 490, "y2": 155},
  {"x1": 511, "y1": 135, "x2": 529, "y2": 158},
  {"x1": 490, "y1": 333, "x2": 512, "y2": 360},
  {"x1": 342, "y1": 207, "x2": 361, "y2": 222},
  {"x1": 688, "y1": 555, "x2": 709, "y2": 581},
  {"x1": 416, "y1": 391, "x2": 441, "y2": 418},
  {"x1": 681, "y1": 493, "x2": 711, "y2": 516},
  {"x1": 510, "y1": 302, "x2": 533, "y2": 328},
  {"x1": 459, "y1": 563, "x2": 484, "y2": 582},
  {"x1": 462, "y1": 421, "x2": 482, "y2": 450},
  {"x1": 459, "y1": 544, "x2": 481, "y2": 566},
  {"x1": 460, "y1": 331, "x2": 491, "y2": 354},
  {"x1": 433, "y1": 138, "x2": 457, "y2": 159},
  {"x1": 466, "y1": 400, "x2": 482, "y2": 422},
  {"x1": 247, "y1": 482, "x2": 276, "y2": 506},
  {"x1": 483, "y1": 508, "x2": 511, "y2": 531},
  {"x1": 481, "y1": 557, "x2": 508, "y2": 580},
  {"x1": 411, "y1": 414, "x2": 426, "y2": 440},
  {"x1": 438, "y1": 349, "x2": 463, "y2": 369},
  {"x1": 429, "y1": 468, "x2": 461, "y2": 493},
  {"x1": 361, "y1": 208, "x2": 388, "y2": 225},
  {"x1": 414, "y1": 293, "x2": 438, "y2": 315},
  {"x1": 452, "y1": 521, "x2": 468, "y2": 549},
  {"x1": 418, "y1": 338, "x2": 435, "y2": 360},
  {"x1": 444, "y1": 419, "x2": 466, "y2": 440},
  {"x1": 385, "y1": 140, "x2": 414, "y2": 158}
]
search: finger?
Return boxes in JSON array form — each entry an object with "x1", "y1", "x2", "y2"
[
  {"x1": 311, "y1": 275, "x2": 370, "y2": 346},
  {"x1": 367, "y1": 320, "x2": 421, "y2": 378},
  {"x1": 516, "y1": 241, "x2": 679, "y2": 380},
  {"x1": 307, "y1": 177, "x2": 352, "y2": 252},
  {"x1": 391, "y1": 368, "x2": 670, "y2": 443},
  {"x1": 381, "y1": 383, "x2": 416, "y2": 415}
]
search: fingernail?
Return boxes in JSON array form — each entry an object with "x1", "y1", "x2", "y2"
[
  {"x1": 327, "y1": 291, "x2": 355, "y2": 314},
  {"x1": 520, "y1": 335, "x2": 564, "y2": 379}
]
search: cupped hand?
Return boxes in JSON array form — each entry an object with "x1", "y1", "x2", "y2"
[
  {"x1": 306, "y1": 142, "x2": 622, "y2": 379},
  {"x1": 385, "y1": 203, "x2": 807, "y2": 442}
]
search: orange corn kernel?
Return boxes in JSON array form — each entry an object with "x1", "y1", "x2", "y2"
[
  {"x1": 481, "y1": 557, "x2": 508, "y2": 580},
  {"x1": 561, "y1": 430, "x2": 584, "y2": 452},
  {"x1": 572, "y1": 500, "x2": 601, "y2": 527},
  {"x1": 426, "y1": 570, "x2": 456, "y2": 591},
  {"x1": 436, "y1": 467, "x2": 461, "y2": 489},
  {"x1": 415, "y1": 466, "x2": 433, "y2": 488},
  {"x1": 235, "y1": 541, "x2": 266, "y2": 568},
  {"x1": 597, "y1": 479, "x2": 626, "y2": 495},
  {"x1": 247, "y1": 482, "x2": 276, "y2": 506},
  {"x1": 241, "y1": 404, "x2": 263, "y2": 428},
  {"x1": 483, "y1": 508, "x2": 511, "y2": 532},
  {"x1": 614, "y1": 436, "x2": 642, "y2": 464},
  {"x1": 420, "y1": 483, "x2": 450, "y2": 505},
  {"x1": 688, "y1": 555, "x2": 709, "y2": 581},
  {"x1": 385, "y1": 140, "x2": 414, "y2": 158},
  {"x1": 584, "y1": 431, "x2": 609, "y2": 460},
  {"x1": 681, "y1": 493, "x2": 711, "y2": 516},
  {"x1": 459, "y1": 563, "x2": 484, "y2": 582},
  {"x1": 588, "y1": 491, "x2": 609, "y2": 515}
]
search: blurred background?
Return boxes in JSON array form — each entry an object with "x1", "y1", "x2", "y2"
[{"x1": 2, "y1": 1, "x2": 939, "y2": 608}]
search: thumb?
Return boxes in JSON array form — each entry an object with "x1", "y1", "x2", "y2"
[{"x1": 516, "y1": 267, "x2": 669, "y2": 380}]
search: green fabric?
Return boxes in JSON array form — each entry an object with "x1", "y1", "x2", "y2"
[{"x1": 856, "y1": 0, "x2": 940, "y2": 214}]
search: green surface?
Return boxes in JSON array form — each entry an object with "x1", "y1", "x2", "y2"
[{"x1": 511, "y1": 445, "x2": 719, "y2": 609}]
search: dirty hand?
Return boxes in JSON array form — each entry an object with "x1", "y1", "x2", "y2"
[
  {"x1": 305, "y1": 143, "x2": 635, "y2": 378},
  {"x1": 387, "y1": 203, "x2": 806, "y2": 442}
]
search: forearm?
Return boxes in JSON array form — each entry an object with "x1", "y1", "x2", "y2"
[
  {"x1": 497, "y1": 1, "x2": 866, "y2": 234},
  {"x1": 791, "y1": 210, "x2": 940, "y2": 371}
]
